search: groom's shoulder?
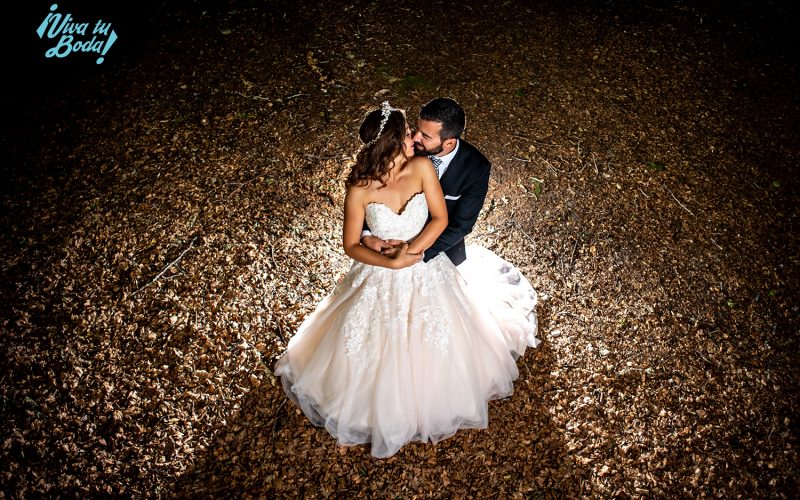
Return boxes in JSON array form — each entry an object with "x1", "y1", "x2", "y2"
[{"x1": 458, "y1": 139, "x2": 491, "y2": 168}]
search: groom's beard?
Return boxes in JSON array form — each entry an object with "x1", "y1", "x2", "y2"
[{"x1": 413, "y1": 142, "x2": 444, "y2": 157}]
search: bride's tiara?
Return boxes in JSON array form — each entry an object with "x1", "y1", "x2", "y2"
[{"x1": 364, "y1": 101, "x2": 394, "y2": 147}]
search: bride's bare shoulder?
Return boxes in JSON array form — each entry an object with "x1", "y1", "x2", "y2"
[
  {"x1": 345, "y1": 184, "x2": 370, "y2": 203},
  {"x1": 406, "y1": 156, "x2": 432, "y2": 167},
  {"x1": 405, "y1": 156, "x2": 435, "y2": 175}
]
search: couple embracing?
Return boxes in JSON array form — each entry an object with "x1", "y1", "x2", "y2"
[{"x1": 275, "y1": 98, "x2": 539, "y2": 458}]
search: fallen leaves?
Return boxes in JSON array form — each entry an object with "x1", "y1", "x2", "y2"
[{"x1": 1, "y1": 0, "x2": 798, "y2": 498}]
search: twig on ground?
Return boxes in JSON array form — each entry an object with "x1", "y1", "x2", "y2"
[
  {"x1": 745, "y1": 179, "x2": 763, "y2": 190},
  {"x1": 514, "y1": 223, "x2": 537, "y2": 253},
  {"x1": 276, "y1": 323, "x2": 286, "y2": 344},
  {"x1": 569, "y1": 234, "x2": 580, "y2": 269},
  {"x1": 271, "y1": 398, "x2": 288, "y2": 438},
  {"x1": 231, "y1": 90, "x2": 271, "y2": 101},
  {"x1": 269, "y1": 244, "x2": 277, "y2": 269},
  {"x1": 664, "y1": 186, "x2": 695, "y2": 216},
  {"x1": 304, "y1": 153, "x2": 349, "y2": 161},
  {"x1": 541, "y1": 156, "x2": 569, "y2": 174},
  {"x1": 225, "y1": 177, "x2": 259, "y2": 200},
  {"x1": 555, "y1": 154, "x2": 582, "y2": 174},
  {"x1": 132, "y1": 236, "x2": 199, "y2": 296},
  {"x1": 697, "y1": 352, "x2": 714, "y2": 366},
  {"x1": 514, "y1": 136, "x2": 560, "y2": 147}
]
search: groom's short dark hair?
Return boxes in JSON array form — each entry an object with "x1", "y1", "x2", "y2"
[{"x1": 420, "y1": 98, "x2": 465, "y2": 140}]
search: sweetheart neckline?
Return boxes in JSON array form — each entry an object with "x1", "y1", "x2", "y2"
[{"x1": 366, "y1": 192, "x2": 425, "y2": 216}]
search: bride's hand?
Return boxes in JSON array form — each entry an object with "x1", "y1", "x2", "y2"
[
  {"x1": 380, "y1": 239, "x2": 407, "y2": 258},
  {"x1": 390, "y1": 244, "x2": 422, "y2": 269}
]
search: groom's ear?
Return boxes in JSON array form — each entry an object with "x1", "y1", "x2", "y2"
[{"x1": 443, "y1": 137, "x2": 457, "y2": 149}]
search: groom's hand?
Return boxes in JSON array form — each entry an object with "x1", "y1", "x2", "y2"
[
  {"x1": 381, "y1": 240, "x2": 406, "y2": 258},
  {"x1": 361, "y1": 235, "x2": 405, "y2": 254}
]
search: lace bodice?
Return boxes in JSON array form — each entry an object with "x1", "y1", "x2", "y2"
[{"x1": 365, "y1": 192, "x2": 428, "y2": 242}]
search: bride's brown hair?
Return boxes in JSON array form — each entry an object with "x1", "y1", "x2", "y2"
[{"x1": 346, "y1": 108, "x2": 407, "y2": 188}]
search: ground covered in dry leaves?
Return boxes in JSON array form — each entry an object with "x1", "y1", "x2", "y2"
[{"x1": 2, "y1": 0, "x2": 798, "y2": 497}]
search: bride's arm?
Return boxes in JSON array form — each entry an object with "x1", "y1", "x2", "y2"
[
  {"x1": 343, "y1": 186, "x2": 421, "y2": 269},
  {"x1": 407, "y1": 160, "x2": 448, "y2": 255}
]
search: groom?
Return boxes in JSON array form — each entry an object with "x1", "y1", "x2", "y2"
[{"x1": 362, "y1": 97, "x2": 491, "y2": 266}]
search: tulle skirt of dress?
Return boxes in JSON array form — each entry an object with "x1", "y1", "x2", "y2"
[{"x1": 274, "y1": 245, "x2": 539, "y2": 458}]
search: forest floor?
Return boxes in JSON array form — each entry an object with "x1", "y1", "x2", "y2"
[{"x1": 1, "y1": 0, "x2": 798, "y2": 497}]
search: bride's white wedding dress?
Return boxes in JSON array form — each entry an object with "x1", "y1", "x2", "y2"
[{"x1": 274, "y1": 193, "x2": 539, "y2": 458}]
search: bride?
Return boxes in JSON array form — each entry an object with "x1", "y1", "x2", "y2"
[{"x1": 274, "y1": 102, "x2": 539, "y2": 458}]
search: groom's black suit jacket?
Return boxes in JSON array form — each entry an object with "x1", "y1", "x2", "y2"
[{"x1": 424, "y1": 139, "x2": 491, "y2": 266}]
